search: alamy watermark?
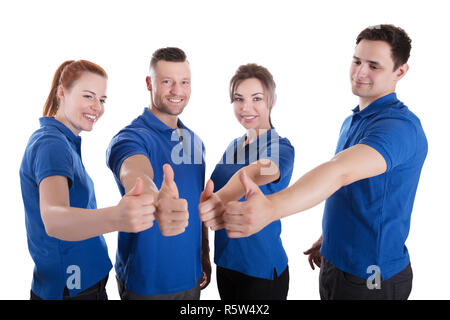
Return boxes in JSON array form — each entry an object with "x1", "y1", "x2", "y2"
[
  {"x1": 170, "y1": 128, "x2": 279, "y2": 176},
  {"x1": 66, "y1": 265, "x2": 81, "y2": 290},
  {"x1": 366, "y1": 265, "x2": 381, "y2": 290}
]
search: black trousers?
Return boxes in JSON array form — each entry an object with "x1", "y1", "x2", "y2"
[
  {"x1": 319, "y1": 258, "x2": 412, "y2": 300},
  {"x1": 30, "y1": 275, "x2": 109, "y2": 300},
  {"x1": 116, "y1": 276, "x2": 201, "y2": 300},
  {"x1": 217, "y1": 266, "x2": 289, "y2": 300}
]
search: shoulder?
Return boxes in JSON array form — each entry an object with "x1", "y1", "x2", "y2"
[
  {"x1": 26, "y1": 126, "x2": 71, "y2": 155},
  {"x1": 366, "y1": 107, "x2": 419, "y2": 141},
  {"x1": 109, "y1": 119, "x2": 156, "y2": 147},
  {"x1": 277, "y1": 136, "x2": 294, "y2": 150},
  {"x1": 268, "y1": 130, "x2": 295, "y2": 153}
]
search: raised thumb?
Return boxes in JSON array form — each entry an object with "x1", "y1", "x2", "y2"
[
  {"x1": 200, "y1": 179, "x2": 214, "y2": 202},
  {"x1": 161, "y1": 163, "x2": 178, "y2": 197},
  {"x1": 127, "y1": 177, "x2": 143, "y2": 196},
  {"x1": 239, "y1": 170, "x2": 259, "y2": 201}
]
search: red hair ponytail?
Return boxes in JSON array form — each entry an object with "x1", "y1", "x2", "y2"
[{"x1": 43, "y1": 60, "x2": 107, "y2": 117}]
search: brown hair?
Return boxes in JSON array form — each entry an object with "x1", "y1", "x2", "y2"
[
  {"x1": 43, "y1": 60, "x2": 108, "y2": 117},
  {"x1": 356, "y1": 24, "x2": 412, "y2": 71},
  {"x1": 229, "y1": 63, "x2": 276, "y2": 128},
  {"x1": 149, "y1": 47, "x2": 187, "y2": 72}
]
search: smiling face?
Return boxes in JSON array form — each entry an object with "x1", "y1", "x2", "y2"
[
  {"x1": 350, "y1": 39, "x2": 408, "y2": 109},
  {"x1": 55, "y1": 72, "x2": 107, "y2": 135},
  {"x1": 147, "y1": 60, "x2": 191, "y2": 118},
  {"x1": 233, "y1": 78, "x2": 271, "y2": 131}
]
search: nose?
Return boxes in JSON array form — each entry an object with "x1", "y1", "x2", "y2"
[
  {"x1": 355, "y1": 63, "x2": 369, "y2": 78},
  {"x1": 242, "y1": 100, "x2": 252, "y2": 112},
  {"x1": 170, "y1": 82, "x2": 184, "y2": 96},
  {"x1": 91, "y1": 97, "x2": 103, "y2": 113}
]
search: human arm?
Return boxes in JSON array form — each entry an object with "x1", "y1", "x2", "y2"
[
  {"x1": 199, "y1": 159, "x2": 280, "y2": 231},
  {"x1": 303, "y1": 235, "x2": 323, "y2": 270},
  {"x1": 39, "y1": 175, "x2": 155, "y2": 241},
  {"x1": 200, "y1": 222, "x2": 211, "y2": 290},
  {"x1": 119, "y1": 154, "x2": 189, "y2": 236},
  {"x1": 223, "y1": 144, "x2": 387, "y2": 238}
]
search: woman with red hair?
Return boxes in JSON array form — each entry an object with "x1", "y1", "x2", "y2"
[{"x1": 20, "y1": 60, "x2": 155, "y2": 300}]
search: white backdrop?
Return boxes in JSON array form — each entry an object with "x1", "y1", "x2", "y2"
[{"x1": 1, "y1": 0, "x2": 449, "y2": 300}]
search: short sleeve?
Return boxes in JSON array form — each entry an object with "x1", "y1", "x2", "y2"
[
  {"x1": 277, "y1": 139, "x2": 295, "y2": 181},
  {"x1": 261, "y1": 136, "x2": 295, "y2": 183},
  {"x1": 106, "y1": 128, "x2": 151, "y2": 180},
  {"x1": 33, "y1": 135, "x2": 74, "y2": 187},
  {"x1": 359, "y1": 117, "x2": 417, "y2": 171}
]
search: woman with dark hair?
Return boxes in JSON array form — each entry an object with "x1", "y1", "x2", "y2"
[
  {"x1": 199, "y1": 63, "x2": 295, "y2": 300},
  {"x1": 20, "y1": 60, "x2": 155, "y2": 300}
]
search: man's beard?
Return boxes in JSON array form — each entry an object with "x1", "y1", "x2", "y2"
[{"x1": 153, "y1": 96, "x2": 188, "y2": 116}]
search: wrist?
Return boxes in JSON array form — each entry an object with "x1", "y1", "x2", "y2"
[
  {"x1": 108, "y1": 204, "x2": 122, "y2": 232},
  {"x1": 215, "y1": 188, "x2": 230, "y2": 204},
  {"x1": 266, "y1": 193, "x2": 281, "y2": 223}
]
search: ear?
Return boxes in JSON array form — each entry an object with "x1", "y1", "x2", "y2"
[
  {"x1": 272, "y1": 92, "x2": 277, "y2": 107},
  {"x1": 146, "y1": 76, "x2": 152, "y2": 92},
  {"x1": 395, "y1": 63, "x2": 409, "y2": 81},
  {"x1": 269, "y1": 93, "x2": 277, "y2": 115},
  {"x1": 56, "y1": 85, "x2": 65, "y2": 102}
]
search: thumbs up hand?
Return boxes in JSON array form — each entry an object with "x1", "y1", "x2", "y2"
[
  {"x1": 223, "y1": 170, "x2": 275, "y2": 238},
  {"x1": 156, "y1": 164, "x2": 189, "y2": 236},
  {"x1": 199, "y1": 179, "x2": 225, "y2": 231},
  {"x1": 116, "y1": 177, "x2": 156, "y2": 233}
]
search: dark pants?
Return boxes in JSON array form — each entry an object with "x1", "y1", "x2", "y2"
[
  {"x1": 30, "y1": 275, "x2": 109, "y2": 300},
  {"x1": 319, "y1": 258, "x2": 412, "y2": 300},
  {"x1": 116, "y1": 276, "x2": 201, "y2": 300},
  {"x1": 217, "y1": 266, "x2": 289, "y2": 300}
]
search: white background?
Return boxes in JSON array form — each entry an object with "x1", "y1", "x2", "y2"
[{"x1": 1, "y1": 0, "x2": 449, "y2": 300}]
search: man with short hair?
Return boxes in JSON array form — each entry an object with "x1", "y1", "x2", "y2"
[
  {"x1": 107, "y1": 47, "x2": 210, "y2": 300},
  {"x1": 221, "y1": 25, "x2": 427, "y2": 300}
]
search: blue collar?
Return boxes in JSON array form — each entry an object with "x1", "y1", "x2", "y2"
[
  {"x1": 352, "y1": 93, "x2": 399, "y2": 118},
  {"x1": 39, "y1": 117, "x2": 82, "y2": 147},
  {"x1": 238, "y1": 128, "x2": 278, "y2": 149},
  {"x1": 141, "y1": 108, "x2": 186, "y2": 133}
]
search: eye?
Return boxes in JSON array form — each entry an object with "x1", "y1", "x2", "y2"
[
  {"x1": 353, "y1": 60, "x2": 361, "y2": 65},
  {"x1": 253, "y1": 96, "x2": 263, "y2": 102},
  {"x1": 83, "y1": 95, "x2": 93, "y2": 100},
  {"x1": 369, "y1": 65, "x2": 379, "y2": 70},
  {"x1": 182, "y1": 80, "x2": 190, "y2": 86},
  {"x1": 233, "y1": 97, "x2": 243, "y2": 102},
  {"x1": 162, "y1": 79, "x2": 172, "y2": 85},
  {"x1": 100, "y1": 99, "x2": 106, "y2": 104}
]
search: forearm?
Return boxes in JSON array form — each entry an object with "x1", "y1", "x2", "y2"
[
  {"x1": 42, "y1": 205, "x2": 119, "y2": 242},
  {"x1": 119, "y1": 155, "x2": 158, "y2": 194},
  {"x1": 269, "y1": 160, "x2": 346, "y2": 221},
  {"x1": 217, "y1": 161, "x2": 279, "y2": 203},
  {"x1": 201, "y1": 222, "x2": 210, "y2": 258},
  {"x1": 121, "y1": 169, "x2": 157, "y2": 194}
]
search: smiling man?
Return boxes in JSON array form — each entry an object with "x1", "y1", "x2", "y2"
[
  {"x1": 106, "y1": 47, "x2": 210, "y2": 300},
  {"x1": 222, "y1": 25, "x2": 428, "y2": 300}
]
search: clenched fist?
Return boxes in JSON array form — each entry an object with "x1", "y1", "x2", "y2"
[
  {"x1": 156, "y1": 164, "x2": 189, "y2": 236},
  {"x1": 199, "y1": 179, "x2": 225, "y2": 231},
  {"x1": 116, "y1": 177, "x2": 156, "y2": 233}
]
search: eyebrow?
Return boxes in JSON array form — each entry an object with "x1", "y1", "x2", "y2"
[
  {"x1": 353, "y1": 55, "x2": 381, "y2": 65},
  {"x1": 234, "y1": 92, "x2": 264, "y2": 96},
  {"x1": 83, "y1": 90, "x2": 107, "y2": 99}
]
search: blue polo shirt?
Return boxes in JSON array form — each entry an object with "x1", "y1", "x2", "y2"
[
  {"x1": 321, "y1": 93, "x2": 428, "y2": 281},
  {"x1": 106, "y1": 108, "x2": 205, "y2": 295},
  {"x1": 211, "y1": 129, "x2": 294, "y2": 280},
  {"x1": 19, "y1": 117, "x2": 112, "y2": 300}
]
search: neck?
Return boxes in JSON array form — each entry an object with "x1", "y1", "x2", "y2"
[
  {"x1": 54, "y1": 111, "x2": 81, "y2": 136},
  {"x1": 245, "y1": 128, "x2": 270, "y2": 145},
  {"x1": 148, "y1": 105, "x2": 178, "y2": 129},
  {"x1": 358, "y1": 90, "x2": 395, "y2": 111}
]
